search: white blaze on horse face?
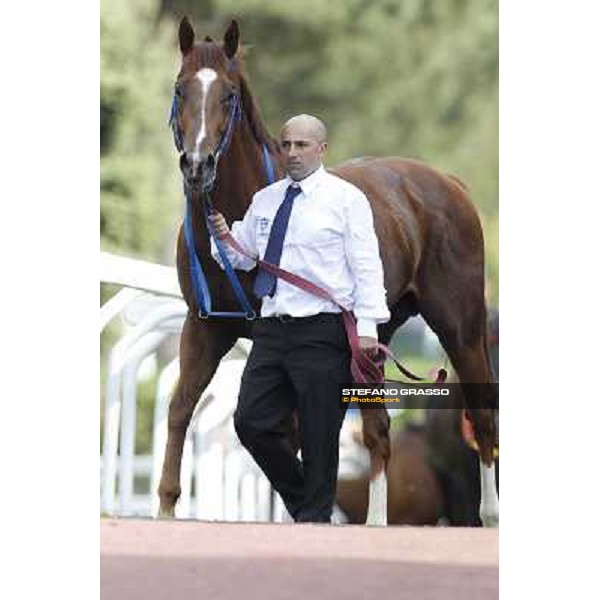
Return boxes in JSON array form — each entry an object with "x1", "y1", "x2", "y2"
[{"x1": 191, "y1": 68, "x2": 218, "y2": 172}]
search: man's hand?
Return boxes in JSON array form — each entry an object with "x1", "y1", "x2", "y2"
[
  {"x1": 208, "y1": 210, "x2": 230, "y2": 238},
  {"x1": 359, "y1": 336, "x2": 378, "y2": 358}
]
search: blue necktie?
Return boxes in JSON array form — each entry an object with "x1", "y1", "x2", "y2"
[{"x1": 253, "y1": 184, "x2": 302, "y2": 298}]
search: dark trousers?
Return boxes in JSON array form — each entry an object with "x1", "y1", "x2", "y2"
[{"x1": 234, "y1": 313, "x2": 350, "y2": 523}]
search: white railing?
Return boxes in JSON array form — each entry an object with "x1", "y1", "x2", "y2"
[
  {"x1": 100, "y1": 252, "x2": 290, "y2": 521},
  {"x1": 100, "y1": 251, "x2": 181, "y2": 300}
]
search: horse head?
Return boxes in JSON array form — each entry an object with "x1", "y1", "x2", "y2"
[{"x1": 170, "y1": 18, "x2": 243, "y2": 194}]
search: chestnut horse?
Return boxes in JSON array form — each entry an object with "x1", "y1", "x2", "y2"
[{"x1": 158, "y1": 18, "x2": 498, "y2": 526}]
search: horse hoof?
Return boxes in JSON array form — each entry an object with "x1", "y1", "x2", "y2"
[
  {"x1": 481, "y1": 512, "x2": 499, "y2": 528},
  {"x1": 157, "y1": 506, "x2": 175, "y2": 519},
  {"x1": 365, "y1": 514, "x2": 387, "y2": 527},
  {"x1": 331, "y1": 505, "x2": 348, "y2": 525}
]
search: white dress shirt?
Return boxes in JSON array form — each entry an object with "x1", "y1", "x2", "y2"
[{"x1": 210, "y1": 165, "x2": 390, "y2": 338}]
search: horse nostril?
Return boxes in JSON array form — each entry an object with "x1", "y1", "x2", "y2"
[{"x1": 205, "y1": 153, "x2": 216, "y2": 169}]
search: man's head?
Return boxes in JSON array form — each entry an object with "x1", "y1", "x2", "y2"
[{"x1": 280, "y1": 115, "x2": 328, "y2": 181}]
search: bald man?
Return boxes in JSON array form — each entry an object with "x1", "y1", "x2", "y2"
[{"x1": 209, "y1": 115, "x2": 390, "y2": 523}]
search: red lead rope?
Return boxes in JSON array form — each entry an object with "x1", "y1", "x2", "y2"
[{"x1": 215, "y1": 219, "x2": 446, "y2": 385}]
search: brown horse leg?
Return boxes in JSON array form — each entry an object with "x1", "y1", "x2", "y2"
[
  {"x1": 434, "y1": 329, "x2": 496, "y2": 465},
  {"x1": 361, "y1": 406, "x2": 390, "y2": 525},
  {"x1": 419, "y1": 289, "x2": 499, "y2": 526},
  {"x1": 441, "y1": 338, "x2": 499, "y2": 526},
  {"x1": 415, "y1": 250, "x2": 497, "y2": 460},
  {"x1": 158, "y1": 312, "x2": 238, "y2": 516},
  {"x1": 359, "y1": 295, "x2": 417, "y2": 525}
]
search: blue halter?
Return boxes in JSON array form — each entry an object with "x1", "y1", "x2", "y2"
[
  {"x1": 168, "y1": 93, "x2": 184, "y2": 153},
  {"x1": 169, "y1": 87, "x2": 276, "y2": 320}
]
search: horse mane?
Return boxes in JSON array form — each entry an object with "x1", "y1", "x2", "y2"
[
  {"x1": 188, "y1": 42, "x2": 280, "y2": 154},
  {"x1": 238, "y1": 72, "x2": 280, "y2": 154}
]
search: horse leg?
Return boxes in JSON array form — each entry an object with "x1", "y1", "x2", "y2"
[
  {"x1": 361, "y1": 407, "x2": 390, "y2": 526},
  {"x1": 359, "y1": 296, "x2": 419, "y2": 526},
  {"x1": 449, "y1": 342, "x2": 499, "y2": 528},
  {"x1": 359, "y1": 294, "x2": 419, "y2": 526},
  {"x1": 419, "y1": 285, "x2": 499, "y2": 527},
  {"x1": 158, "y1": 313, "x2": 237, "y2": 517},
  {"x1": 479, "y1": 457, "x2": 499, "y2": 527}
]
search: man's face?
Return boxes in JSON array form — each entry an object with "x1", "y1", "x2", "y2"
[{"x1": 280, "y1": 123, "x2": 327, "y2": 181}]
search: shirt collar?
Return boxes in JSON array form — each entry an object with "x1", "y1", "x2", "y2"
[{"x1": 285, "y1": 164, "x2": 325, "y2": 196}]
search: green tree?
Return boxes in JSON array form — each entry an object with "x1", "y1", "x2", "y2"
[{"x1": 101, "y1": 0, "x2": 180, "y2": 261}]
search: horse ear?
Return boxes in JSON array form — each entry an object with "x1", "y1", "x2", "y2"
[
  {"x1": 223, "y1": 20, "x2": 240, "y2": 59},
  {"x1": 179, "y1": 16, "x2": 195, "y2": 55}
]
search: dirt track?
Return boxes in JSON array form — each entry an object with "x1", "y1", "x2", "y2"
[{"x1": 101, "y1": 519, "x2": 498, "y2": 599}]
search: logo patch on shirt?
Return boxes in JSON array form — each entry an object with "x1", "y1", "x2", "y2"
[{"x1": 256, "y1": 217, "x2": 271, "y2": 239}]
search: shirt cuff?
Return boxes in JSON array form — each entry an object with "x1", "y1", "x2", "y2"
[
  {"x1": 356, "y1": 318, "x2": 378, "y2": 339},
  {"x1": 209, "y1": 237, "x2": 224, "y2": 268}
]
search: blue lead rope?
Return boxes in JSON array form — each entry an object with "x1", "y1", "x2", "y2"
[
  {"x1": 183, "y1": 196, "x2": 212, "y2": 315},
  {"x1": 182, "y1": 142, "x2": 277, "y2": 320},
  {"x1": 169, "y1": 94, "x2": 184, "y2": 153},
  {"x1": 203, "y1": 198, "x2": 256, "y2": 319},
  {"x1": 262, "y1": 143, "x2": 275, "y2": 185}
]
